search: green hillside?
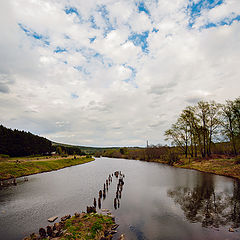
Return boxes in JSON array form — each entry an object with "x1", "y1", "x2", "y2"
[{"x1": 52, "y1": 142, "x2": 120, "y2": 154}]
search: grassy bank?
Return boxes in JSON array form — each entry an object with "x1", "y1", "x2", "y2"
[
  {"x1": 24, "y1": 212, "x2": 118, "y2": 240},
  {"x1": 60, "y1": 213, "x2": 115, "y2": 240},
  {"x1": 142, "y1": 156, "x2": 240, "y2": 180},
  {"x1": 175, "y1": 157, "x2": 240, "y2": 180},
  {"x1": 0, "y1": 156, "x2": 94, "y2": 180}
]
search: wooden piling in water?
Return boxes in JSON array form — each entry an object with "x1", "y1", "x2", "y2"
[{"x1": 99, "y1": 190, "x2": 102, "y2": 199}]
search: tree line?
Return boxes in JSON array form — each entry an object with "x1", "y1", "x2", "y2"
[
  {"x1": 52, "y1": 145, "x2": 84, "y2": 156},
  {"x1": 165, "y1": 96, "x2": 240, "y2": 158},
  {"x1": 0, "y1": 125, "x2": 87, "y2": 157},
  {"x1": 0, "y1": 125, "x2": 52, "y2": 157},
  {"x1": 95, "y1": 96, "x2": 240, "y2": 164},
  {"x1": 94, "y1": 146, "x2": 177, "y2": 164}
]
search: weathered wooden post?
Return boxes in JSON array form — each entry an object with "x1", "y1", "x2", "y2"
[
  {"x1": 93, "y1": 198, "x2": 96, "y2": 208},
  {"x1": 114, "y1": 198, "x2": 117, "y2": 209},
  {"x1": 98, "y1": 198, "x2": 101, "y2": 209},
  {"x1": 13, "y1": 178, "x2": 17, "y2": 186},
  {"x1": 103, "y1": 189, "x2": 106, "y2": 199}
]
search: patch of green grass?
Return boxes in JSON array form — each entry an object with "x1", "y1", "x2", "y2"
[
  {"x1": 0, "y1": 157, "x2": 94, "y2": 180},
  {"x1": 25, "y1": 213, "x2": 114, "y2": 240},
  {"x1": 62, "y1": 213, "x2": 114, "y2": 240},
  {"x1": 91, "y1": 221, "x2": 103, "y2": 235}
]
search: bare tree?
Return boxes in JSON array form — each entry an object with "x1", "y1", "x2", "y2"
[{"x1": 221, "y1": 100, "x2": 238, "y2": 155}]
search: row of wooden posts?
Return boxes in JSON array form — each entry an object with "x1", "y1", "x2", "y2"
[{"x1": 91, "y1": 171, "x2": 125, "y2": 211}]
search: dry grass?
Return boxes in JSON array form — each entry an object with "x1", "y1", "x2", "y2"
[{"x1": 177, "y1": 157, "x2": 240, "y2": 180}]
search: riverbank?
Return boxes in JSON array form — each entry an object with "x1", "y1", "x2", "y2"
[
  {"x1": 175, "y1": 157, "x2": 240, "y2": 180},
  {"x1": 24, "y1": 211, "x2": 119, "y2": 240},
  {"x1": 141, "y1": 157, "x2": 240, "y2": 180},
  {"x1": 0, "y1": 156, "x2": 94, "y2": 180},
  {"x1": 100, "y1": 155, "x2": 240, "y2": 180}
]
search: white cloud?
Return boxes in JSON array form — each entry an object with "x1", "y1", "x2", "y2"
[{"x1": 0, "y1": 0, "x2": 240, "y2": 146}]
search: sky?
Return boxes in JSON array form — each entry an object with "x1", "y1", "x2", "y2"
[{"x1": 0, "y1": 0, "x2": 240, "y2": 147}]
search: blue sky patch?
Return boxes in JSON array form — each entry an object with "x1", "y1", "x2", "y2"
[
  {"x1": 200, "y1": 14, "x2": 240, "y2": 30},
  {"x1": 74, "y1": 65, "x2": 83, "y2": 71},
  {"x1": 220, "y1": 15, "x2": 240, "y2": 26},
  {"x1": 64, "y1": 6, "x2": 83, "y2": 23},
  {"x1": 128, "y1": 31, "x2": 149, "y2": 53},
  {"x1": 64, "y1": 34, "x2": 70, "y2": 39},
  {"x1": 94, "y1": 53, "x2": 113, "y2": 67},
  {"x1": 89, "y1": 16, "x2": 99, "y2": 29},
  {"x1": 74, "y1": 65, "x2": 90, "y2": 75},
  {"x1": 94, "y1": 53, "x2": 104, "y2": 65},
  {"x1": 65, "y1": 7, "x2": 79, "y2": 15},
  {"x1": 76, "y1": 48, "x2": 113, "y2": 67},
  {"x1": 18, "y1": 23, "x2": 50, "y2": 45},
  {"x1": 89, "y1": 36, "x2": 96, "y2": 43},
  {"x1": 122, "y1": 64, "x2": 138, "y2": 87},
  {"x1": 137, "y1": 2, "x2": 150, "y2": 16},
  {"x1": 76, "y1": 47, "x2": 96, "y2": 62},
  {"x1": 71, "y1": 93, "x2": 79, "y2": 99},
  {"x1": 187, "y1": 0, "x2": 224, "y2": 27},
  {"x1": 152, "y1": 28, "x2": 159, "y2": 33},
  {"x1": 96, "y1": 5, "x2": 115, "y2": 37},
  {"x1": 54, "y1": 47, "x2": 67, "y2": 53},
  {"x1": 202, "y1": 22, "x2": 217, "y2": 29}
]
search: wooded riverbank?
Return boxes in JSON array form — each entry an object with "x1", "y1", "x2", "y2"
[{"x1": 97, "y1": 147, "x2": 240, "y2": 180}]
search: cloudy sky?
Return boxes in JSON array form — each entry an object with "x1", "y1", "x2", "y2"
[{"x1": 0, "y1": 0, "x2": 239, "y2": 147}]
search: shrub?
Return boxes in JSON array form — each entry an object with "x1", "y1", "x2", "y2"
[
  {"x1": 235, "y1": 156, "x2": 240, "y2": 164},
  {"x1": 0, "y1": 154, "x2": 10, "y2": 159},
  {"x1": 166, "y1": 151, "x2": 180, "y2": 166}
]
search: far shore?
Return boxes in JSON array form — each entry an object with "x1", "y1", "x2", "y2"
[
  {"x1": 0, "y1": 155, "x2": 94, "y2": 181},
  {"x1": 98, "y1": 155, "x2": 240, "y2": 180},
  {"x1": 176, "y1": 158, "x2": 240, "y2": 180},
  {"x1": 142, "y1": 157, "x2": 240, "y2": 180}
]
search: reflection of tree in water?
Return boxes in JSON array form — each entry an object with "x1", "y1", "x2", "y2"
[
  {"x1": 167, "y1": 175, "x2": 240, "y2": 228},
  {"x1": 226, "y1": 181, "x2": 240, "y2": 228}
]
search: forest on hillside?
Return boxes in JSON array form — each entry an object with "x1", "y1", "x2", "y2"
[
  {"x1": 0, "y1": 125, "x2": 52, "y2": 157},
  {"x1": 0, "y1": 125, "x2": 88, "y2": 157}
]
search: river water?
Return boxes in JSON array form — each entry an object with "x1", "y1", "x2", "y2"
[{"x1": 0, "y1": 157, "x2": 240, "y2": 240}]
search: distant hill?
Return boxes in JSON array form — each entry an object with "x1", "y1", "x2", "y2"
[
  {"x1": 52, "y1": 142, "x2": 120, "y2": 154},
  {"x1": 0, "y1": 124, "x2": 125, "y2": 157},
  {"x1": 0, "y1": 125, "x2": 52, "y2": 157}
]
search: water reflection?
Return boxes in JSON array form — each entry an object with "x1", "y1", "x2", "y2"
[
  {"x1": 1, "y1": 158, "x2": 240, "y2": 240},
  {"x1": 167, "y1": 174, "x2": 240, "y2": 228}
]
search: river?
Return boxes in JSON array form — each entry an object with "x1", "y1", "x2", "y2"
[{"x1": 0, "y1": 157, "x2": 240, "y2": 240}]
